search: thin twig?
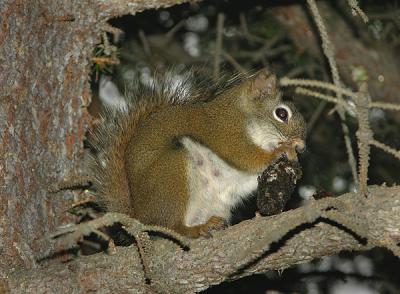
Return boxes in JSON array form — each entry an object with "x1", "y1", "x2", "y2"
[
  {"x1": 369, "y1": 101, "x2": 400, "y2": 111},
  {"x1": 341, "y1": 121, "x2": 359, "y2": 188},
  {"x1": 239, "y1": 13, "x2": 252, "y2": 43},
  {"x1": 307, "y1": 0, "x2": 359, "y2": 187},
  {"x1": 139, "y1": 30, "x2": 151, "y2": 56},
  {"x1": 264, "y1": 45, "x2": 291, "y2": 57},
  {"x1": 285, "y1": 80, "x2": 400, "y2": 111},
  {"x1": 354, "y1": 84, "x2": 372, "y2": 196},
  {"x1": 347, "y1": 0, "x2": 369, "y2": 23},
  {"x1": 221, "y1": 50, "x2": 247, "y2": 74},
  {"x1": 281, "y1": 78, "x2": 358, "y2": 99},
  {"x1": 49, "y1": 175, "x2": 94, "y2": 193},
  {"x1": 92, "y1": 56, "x2": 120, "y2": 67},
  {"x1": 307, "y1": 0, "x2": 340, "y2": 85},
  {"x1": 51, "y1": 212, "x2": 191, "y2": 250},
  {"x1": 284, "y1": 67, "x2": 306, "y2": 79},
  {"x1": 101, "y1": 32, "x2": 117, "y2": 56},
  {"x1": 295, "y1": 87, "x2": 343, "y2": 105},
  {"x1": 238, "y1": 13, "x2": 275, "y2": 45},
  {"x1": 165, "y1": 20, "x2": 185, "y2": 40},
  {"x1": 307, "y1": 101, "x2": 327, "y2": 134},
  {"x1": 134, "y1": 232, "x2": 153, "y2": 285},
  {"x1": 370, "y1": 139, "x2": 400, "y2": 160},
  {"x1": 102, "y1": 23, "x2": 124, "y2": 43},
  {"x1": 213, "y1": 13, "x2": 225, "y2": 81}
]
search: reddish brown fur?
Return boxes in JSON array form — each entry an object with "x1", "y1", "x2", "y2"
[
  {"x1": 125, "y1": 76, "x2": 292, "y2": 236},
  {"x1": 91, "y1": 71, "x2": 305, "y2": 237}
]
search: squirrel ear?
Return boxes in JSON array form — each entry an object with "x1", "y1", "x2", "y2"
[{"x1": 249, "y1": 70, "x2": 277, "y2": 99}]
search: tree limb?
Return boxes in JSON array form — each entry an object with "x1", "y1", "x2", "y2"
[
  {"x1": 6, "y1": 186, "x2": 400, "y2": 293},
  {"x1": 94, "y1": 0, "x2": 199, "y2": 19}
]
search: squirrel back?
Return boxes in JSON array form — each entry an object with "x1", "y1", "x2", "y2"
[
  {"x1": 89, "y1": 71, "x2": 216, "y2": 215},
  {"x1": 90, "y1": 70, "x2": 306, "y2": 237}
]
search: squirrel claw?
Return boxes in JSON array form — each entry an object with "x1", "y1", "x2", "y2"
[
  {"x1": 285, "y1": 149, "x2": 298, "y2": 161},
  {"x1": 199, "y1": 216, "x2": 228, "y2": 238}
]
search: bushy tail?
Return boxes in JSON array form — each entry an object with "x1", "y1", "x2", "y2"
[
  {"x1": 88, "y1": 71, "x2": 205, "y2": 215},
  {"x1": 89, "y1": 69, "x2": 251, "y2": 215},
  {"x1": 88, "y1": 107, "x2": 137, "y2": 215}
]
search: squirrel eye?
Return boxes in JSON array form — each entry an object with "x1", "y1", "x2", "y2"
[{"x1": 273, "y1": 106, "x2": 291, "y2": 123}]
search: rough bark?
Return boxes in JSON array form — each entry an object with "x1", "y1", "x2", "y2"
[
  {"x1": 4, "y1": 186, "x2": 400, "y2": 293},
  {"x1": 0, "y1": 0, "x2": 196, "y2": 273}
]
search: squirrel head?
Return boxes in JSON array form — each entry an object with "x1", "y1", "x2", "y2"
[{"x1": 238, "y1": 70, "x2": 307, "y2": 160}]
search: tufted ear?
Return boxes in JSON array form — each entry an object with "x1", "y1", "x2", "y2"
[{"x1": 249, "y1": 70, "x2": 277, "y2": 99}]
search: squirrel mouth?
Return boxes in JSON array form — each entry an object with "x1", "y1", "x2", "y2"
[{"x1": 281, "y1": 139, "x2": 306, "y2": 161}]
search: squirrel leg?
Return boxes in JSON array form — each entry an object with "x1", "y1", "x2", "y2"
[{"x1": 175, "y1": 216, "x2": 228, "y2": 238}]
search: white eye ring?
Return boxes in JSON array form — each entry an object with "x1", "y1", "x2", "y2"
[{"x1": 273, "y1": 104, "x2": 292, "y2": 123}]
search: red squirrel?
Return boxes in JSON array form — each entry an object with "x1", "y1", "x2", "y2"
[{"x1": 90, "y1": 70, "x2": 306, "y2": 237}]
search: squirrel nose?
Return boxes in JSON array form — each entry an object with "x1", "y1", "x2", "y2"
[{"x1": 294, "y1": 140, "x2": 306, "y2": 153}]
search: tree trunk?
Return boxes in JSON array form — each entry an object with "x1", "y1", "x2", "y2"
[{"x1": 0, "y1": 0, "x2": 195, "y2": 273}]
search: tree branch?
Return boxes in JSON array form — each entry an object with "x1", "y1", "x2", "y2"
[
  {"x1": 7, "y1": 186, "x2": 400, "y2": 293},
  {"x1": 93, "y1": 0, "x2": 199, "y2": 19}
]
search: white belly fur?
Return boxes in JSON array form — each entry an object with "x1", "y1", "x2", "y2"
[{"x1": 180, "y1": 136, "x2": 259, "y2": 227}]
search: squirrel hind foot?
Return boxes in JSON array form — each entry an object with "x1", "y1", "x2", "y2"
[{"x1": 175, "y1": 216, "x2": 228, "y2": 238}]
